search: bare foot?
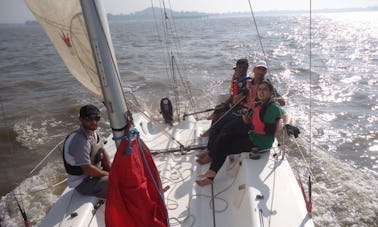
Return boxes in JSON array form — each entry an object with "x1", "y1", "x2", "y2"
[
  {"x1": 196, "y1": 151, "x2": 209, "y2": 158},
  {"x1": 196, "y1": 152, "x2": 211, "y2": 165},
  {"x1": 200, "y1": 129, "x2": 210, "y2": 137},
  {"x1": 207, "y1": 113, "x2": 217, "y2": 120},
  {"x1": 196, "y1": 177, "x2": 214, "y2": 186},
  {"x1": 196, "y1": 170, "x2": 216, "y2": 186}
]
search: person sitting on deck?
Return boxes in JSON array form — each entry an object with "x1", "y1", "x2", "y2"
[
  {"x1": 196, "y1": 80, "x2": 299, "y2": 186},
  {"x1": 207, "y1": 58, "x2": 251, "y2": 121},
  {"x1": 62, "y1": 104, "x2": 112, "y2": 199},
  {"x1": 197, "y1": 60, "x2": 284, "y2": 165}
]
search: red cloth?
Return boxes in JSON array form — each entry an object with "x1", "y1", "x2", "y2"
[{"x1": 105, "y1": 138, "x2": 168, "y2": 227}]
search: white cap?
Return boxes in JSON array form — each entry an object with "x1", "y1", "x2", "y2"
[{"x1": 255, "y1": 60, "x2": 267, "y2": 69}]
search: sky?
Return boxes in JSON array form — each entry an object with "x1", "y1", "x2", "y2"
[{"x1": 1, "y1": 0, "x2": 378, "y2": 23}]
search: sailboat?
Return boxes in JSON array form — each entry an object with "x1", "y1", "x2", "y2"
[{"x1": 24, "y1": 0, "x2": 314, "y2": 226}]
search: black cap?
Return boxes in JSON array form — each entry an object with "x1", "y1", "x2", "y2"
[
  {"x1": 233, "y1": 58, "x2": 249, "y2": 69},
  {"x1": 80, "y1": 105, "x2": 100, "y2": 117}
]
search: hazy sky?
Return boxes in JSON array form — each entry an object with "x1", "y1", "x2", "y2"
[{"x1": 1, "y1": 0, "x2": 377, "y2": 23}]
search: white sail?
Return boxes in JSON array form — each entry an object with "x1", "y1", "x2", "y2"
[{"x1": 24, "y1": 0, "x2": 103, "y2": 98}]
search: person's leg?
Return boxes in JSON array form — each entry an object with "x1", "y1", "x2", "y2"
[
  {"x1": 209, "y1": 117, "x2": 252, "y2": 173},
  {"x1": 207, "y1": 113, "x2": 234, "y2": 153},
  {"x1": 76, "y1": 176, "x2": 108, "y2": 199}
]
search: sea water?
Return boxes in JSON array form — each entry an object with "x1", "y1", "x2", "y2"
[{"x1": 0, "y1": 11, "x2": 377, "y2": 226}]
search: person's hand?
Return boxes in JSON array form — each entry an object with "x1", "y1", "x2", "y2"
[
  {"x1": 232, "y1": 93, "x2": 246, "y2": 104},
  {"x1": 284, "y1": 124, "x2": 300, "y2": 138},
  {"x1": 273, "y1": 97, "x2": 285, "y2": 106}
]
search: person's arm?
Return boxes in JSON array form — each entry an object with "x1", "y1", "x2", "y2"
[
  {"x1": 273, "y1": 96, "x2": 285, "y2": 106},
  {"x1": 242, "y1": 113, "x2": 251, "y2": 124},
  {"x1": 281, "y1": 113, "x2": 300, "y2": 138},
  {"x1": 101, "y1": 149, "x2": 112, "y2": 171},
  {"x1": 281, "y1": 114, "x2": 291, "y2": 125},
  {"x1": 81, "y1": 164, "x2": 109, "y2": 177}
]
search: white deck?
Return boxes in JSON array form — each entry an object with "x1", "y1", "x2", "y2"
[{"x1": 41, "y1": 112, "x2": 314, "y2": 227}]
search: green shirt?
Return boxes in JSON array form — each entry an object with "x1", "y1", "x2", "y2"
[{"x1": 248, "y1": 102, "x2": 286, "y2": 150}]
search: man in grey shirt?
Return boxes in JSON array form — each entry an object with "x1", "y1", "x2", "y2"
[{"x1": 63, "y1": 104, "x2": 112, "y2": 199}]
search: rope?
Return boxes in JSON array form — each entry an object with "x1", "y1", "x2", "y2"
[
  {"x1": 112, "y1": 128, "x2": 140, "y2": 155},
  {"x1": 152, "y1": 1, "x2": 198, "y2": 118},
  {"x1": 29, "y1": 138, "x2": 65, "y2": 174},
  {"x1": 124, "y1": 99, "x2": 186, "y2": 148},
  {"x1": 1, "y1": 102, "x2": 30, "y2": 226},
  {"x1": 208, "y1": 95, "x2": 246, "y2": 129},
  {"x1": 112, "y1": 127, "x2": 169, "y2": 224},
  {"x1": 309, "y1": 0, "x2": 313, "y2": 183},
  {"x1": 291, "y1": 137, "x2": 340, "y2": 225},
  {"x1": 247, "y1": 0, "x2": 271, "y2": 78},
  {"x1": 13, "y1": 189, "x2": 30, "y2": 227},
  {"x1": 210, "y1": 184, "x2": 216, "y2": 227},
  {"x1": 136, "y1": 135, "x2": 170, "y2": 226}
]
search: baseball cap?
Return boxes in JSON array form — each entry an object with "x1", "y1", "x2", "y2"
[
  {"x1": 80, "y1": 104, "x2": 100, "y2": 117},
  {"x1": 255, "y1": 60, "x2": 267, "y2": 69},
  {"x1": 233, "y1": 58, "x2": 249, "y2": 69}
]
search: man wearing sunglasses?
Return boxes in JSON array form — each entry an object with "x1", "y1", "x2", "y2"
[{"x1": 63, "y1": 104, "x2": 112, "y2": 199}]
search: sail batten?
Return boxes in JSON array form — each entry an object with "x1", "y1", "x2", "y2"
[{"x1": 24, "y1": 0, "x2": 103, "y2": 98}]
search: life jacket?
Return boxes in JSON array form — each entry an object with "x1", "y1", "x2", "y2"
[
  {"x1": 62, "y1": 129, "x2": 104, "y2": 176},
  {"x1": 251, "y1": 101, "x2": 279, "y2": 135},
  {"x1": 243, "y1": 79, "x2": 259, "y2": 109},
  {"x1": 230, "y1": 74, "x2": 250, "y2": 96}
]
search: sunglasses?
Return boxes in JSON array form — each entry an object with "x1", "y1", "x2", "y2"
[{"x1": 84, "y1": 116, "x2": 101, "y2": 122}]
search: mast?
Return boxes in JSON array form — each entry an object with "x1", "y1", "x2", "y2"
[{"x1": 80, "y1": 0, "x2": 128, "y2": 147}]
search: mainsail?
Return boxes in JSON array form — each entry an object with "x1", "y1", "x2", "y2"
[
  {"x1": 24, "y1": 0, "x2": 107, "y2": 98},
  {"x1": 25, "y1": 1, "x2": 169, "y2": 226}
]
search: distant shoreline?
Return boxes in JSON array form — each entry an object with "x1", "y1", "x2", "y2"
[
  {"x1": 107, "y1": 6, "x2": 378, "y2": 21},
  {"x1": 1, "y1": 6, "x2": 377, "y2": 25}
]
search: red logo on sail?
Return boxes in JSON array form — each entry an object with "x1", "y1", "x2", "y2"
[{"x1": 61, "y1": 32, "x2": 72, "y2": 48}]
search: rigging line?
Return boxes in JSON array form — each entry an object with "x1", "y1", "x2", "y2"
[
  {"x1": 166, "y1": 0, "x2": 198, "y2": 112},
  {"x1": 0, "y1": 102, "x2": 17, "y2": 154},
  {"x1": 268, "y1": 157, "x2": 280, "y2": 227},
  {"x1": 309, "y1": 0, "x2": 313, "y2": 177},
  {"x1": 209, "y1": 96, "x2": 250, "y2": 130},
  {"x1": 247, "y1": 0, "x2": 271, "y2": 77},
  {"x1": 13, "y1": 190, "x2": 30, "y2": 227},
  {"x1": 160, "y1": 1, "x2": 182, "y2": 119},
  {"x1": 29, "y1": 138, "x2": 65, "y2": 174},
  {"x1": 157, "y1": 0, "x2": 197, "y2": 114},
  {"x1": 124, "y1": 99, "x2": 185, "y2": 147},
  {"x1": 172, "y1": 53, "x2": 197, "y2": 113},
  {"x1": 1, "y1": 102, "x2": 29, "y2": 226},
  {"x1": 151, "y1": 1, "x2": 171, "y2": 77},
  {"x1": 136, "y1": 137, "x2": 169, "y2": 225},
  {"x1": 171, "y1": 55, "x2": 181, "y2": 121},
  {"x1": 152, "y1": 2, "x2": 173, "y2": 86},
  {"x1": 210, "y1": 184, "x2": 216, "y2": 227},
  {"x1": 151, "y1": 2, "x2": 180, "y2": 119},
  {"x1": 291, "y1": 137, "x2": 339, "y2": 224}
]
